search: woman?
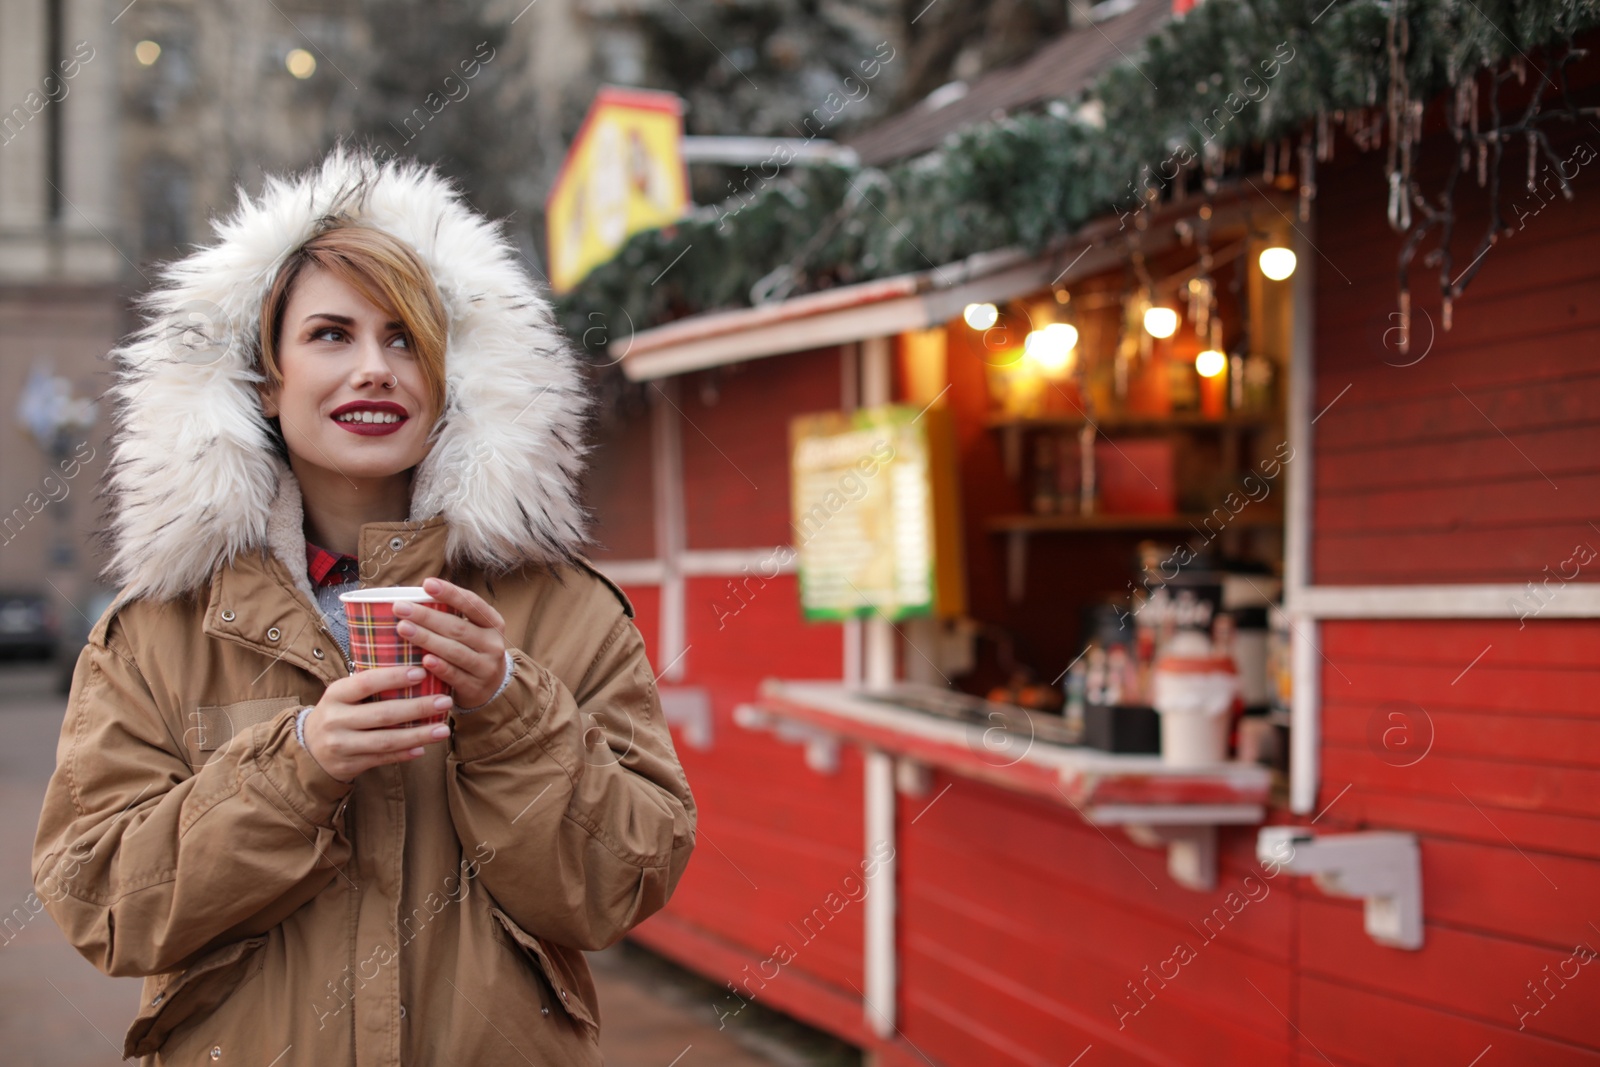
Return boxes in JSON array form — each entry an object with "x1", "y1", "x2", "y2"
[{"x1": 31, "y1": 150, "x2": 696, "y2": 1064}]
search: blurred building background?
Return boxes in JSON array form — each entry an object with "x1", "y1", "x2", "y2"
[{"x1": 1, "y1": 0, "x2": 119, "y2": 614}]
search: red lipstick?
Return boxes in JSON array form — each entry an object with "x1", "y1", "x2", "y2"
[{"x1": 329, "y1": 400, "x2": 410, "y2": 437}]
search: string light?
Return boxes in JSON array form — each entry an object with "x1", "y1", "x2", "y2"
[
  {"x1": 1259, "y1": 246, "x2": 1297, "y2": 281},
  {"x1": 1024, "y1": 322, "x2": 1078, "y2": 375},
  {"x1": 1195, "y1": 349, "x2": 1227, "y2": 378},
  {"x1": 1142, "y1": 306, "x2": 1178, "y2": 339},
  {"x1": 963, "y1": 302, "x2": 998, "y2": 330},
  {"x1": 135, "y1": 40, "x2": 161, "y2": 66},
  {"x1": 286, "y1": 49, "x2": 317, "y2": 79}
]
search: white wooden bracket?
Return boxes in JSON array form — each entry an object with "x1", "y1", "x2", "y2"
[
  {"x1": 1124, "y1": 824, "x2": 1218, "y2": 891},
  {"x1": 732, "y1": 704, "x2": 840, "y2": 774},
  {"x1": 1257, "y1": 827, "x2": 1424, "y2": 949}
]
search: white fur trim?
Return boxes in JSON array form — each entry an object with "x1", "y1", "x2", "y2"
[
  {"x1": 104, "y1": 148, "x2": 591, "y2": 601},
  {"x1": 263, "y1": 459, "x2": 321, "y2": 613}
]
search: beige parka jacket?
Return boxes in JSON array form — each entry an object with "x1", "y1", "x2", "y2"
[{"x1": 31, "y1": 151, "x2": 696, "y2": 1065}]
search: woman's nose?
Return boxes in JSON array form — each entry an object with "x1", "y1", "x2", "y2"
[{"x1": 349, "y1": 336, "x2": 397, "y2": 388}]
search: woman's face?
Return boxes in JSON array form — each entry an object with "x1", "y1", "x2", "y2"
[{"x1": 259, "y1": 266, "x2": 438, "y2": 483}]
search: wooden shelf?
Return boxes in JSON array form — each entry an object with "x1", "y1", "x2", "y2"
[
  {"x1": 987, "y1": 509, "x2": 1284, "y2": 534},
  {"x1": 989, "y1": 411, "x2": 1281, "y2": 481},
  {"x1": 986, "y1": 412, "x2": 1278, "y2": 433}
]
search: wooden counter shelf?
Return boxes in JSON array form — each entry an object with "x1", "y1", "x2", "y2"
[
  {"x1": 736, "y1": 680, "x2": 1272, "y2": 890},
  {"x1": 985, "y1": 412, "x2": 1277, "y2": 432},
  {"x1": 986, "y1": 509, "x2": 1284, "y2": 534}
]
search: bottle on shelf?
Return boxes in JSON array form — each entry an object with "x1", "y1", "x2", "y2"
[{"x1": 1064, "y1": 659, "x2": 1088, "y2": 742}]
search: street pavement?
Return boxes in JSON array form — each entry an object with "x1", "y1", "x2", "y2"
[
  {"x1": 0, "y1": 663, "x2": 804, "y2": 1066},
  {"x1": 0, "y1": 664, "x2": 139, "y2": 1065}
]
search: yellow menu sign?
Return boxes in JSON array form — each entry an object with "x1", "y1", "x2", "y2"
[
  {"x1": 545, "y1": 87, "x2": 689, "y2": 293},
  {"x1": 790, "y1": 405, "x2": 965, "y2": 622}
]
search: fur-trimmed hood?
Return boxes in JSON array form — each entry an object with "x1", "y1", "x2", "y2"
[{"x1": 104, "y1": 149, "x2": 591, "y2": 602}]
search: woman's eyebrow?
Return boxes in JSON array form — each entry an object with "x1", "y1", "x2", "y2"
[{"x1": 302, "y1": 310, "x2": 406, "y2": 331}]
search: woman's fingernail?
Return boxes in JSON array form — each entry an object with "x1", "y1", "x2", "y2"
[
  {"x1": 397, "y1": 621, "x2": 414, "y2": 636},
  {"x1": 434, "y1": 695, "x2": 453, "y2": 710},
  {"x1": 408, "y1": 667, "x2": 426, "y2": 681},
  {"x1": 409, "y1": 747, "x2": 425, "y2": 758},
  {"x1": 430, "y1": 724, "x2": 451, "y2": 739}
]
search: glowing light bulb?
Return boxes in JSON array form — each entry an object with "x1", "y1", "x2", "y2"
[
  {"x1": 286, "y1": 49, "x2": 317, "y2": 79},
  {"x1": 1195, "y1": 349, "x2": 1227, "y2": 378},
  {"x1": 963, "y1": 302, "x2": 998, "y2": 330},
  {"x1": 135, "y1": 40, "x2": 161, "y2": 66},
  {"x1": 1143, "y1": 306, "x2": 1178, "y2": 339},
  {"x1": 1259, "y1": 246, "x2": 1297, "y2": 281},
  {"x1": 1024, "y1": 322, "x2": 1079, "y2": 375}
]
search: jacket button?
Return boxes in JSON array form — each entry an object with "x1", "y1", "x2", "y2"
[
  {"x1": 540, "y1": 1007, "x2": 550, "y2": 1016},
  {"x1": 561, "y1": 990, "x2": 568, "y2": 1001},
  {"x1": 389, "y1": 536, "x2": 405, "y2": 551},
  {"x1": 313, "y1": 648, "x2": 325, "y2": 659},
  {"x1": 220, "y1": 610, "x2": 236, "y2": 622},
  {"x1": 399, "y1": 1004, "x2": 407, "y2": 1019},
  {"x1": 210, "y1": 1047, "x2": 222, "y2": 1060},
  {"x1": 266, "y1": 627, "x2": 281, "y2": 642}
]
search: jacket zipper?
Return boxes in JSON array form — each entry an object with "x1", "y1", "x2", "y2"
[{"x1": 315, "y1": 620, "x2": 355, "y2": 674}]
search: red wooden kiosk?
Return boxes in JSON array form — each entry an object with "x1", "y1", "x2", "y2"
[{"x1": 577, "y1": 45, "x2": 1600, "y2": 1067}]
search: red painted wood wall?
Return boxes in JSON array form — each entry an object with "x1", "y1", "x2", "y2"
[
  {"x1": 588, "y1": 353, "x2": 879, "y2": 1044},
  {"x1": 581, "y1": 115, "x2": 1600, "y2": 1064},
  {"x1": 1296, "y1": 107, "x2": 1600, "y2": 1065}
]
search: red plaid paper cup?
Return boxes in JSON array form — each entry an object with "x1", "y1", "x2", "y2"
[{"x1": 338, "y1": 586, "x2": 464, "y2": 726}]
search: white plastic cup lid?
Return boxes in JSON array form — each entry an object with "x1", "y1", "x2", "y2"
[{"x1": 338, "y1": 586, "x2": 437, "y2": 604}]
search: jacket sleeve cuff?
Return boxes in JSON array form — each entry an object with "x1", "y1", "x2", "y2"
[
  {"x1": 453, "y1": 650, "x2": 516, "y2": 713},
  {"x1": 254, "y1": 708, "x2": 354, "y2": 825},
  {"x1": 448, "y1": 647, "x2": 552, "y2": 762}
]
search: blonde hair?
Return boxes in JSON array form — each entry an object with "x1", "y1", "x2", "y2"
[{"x1": 258, "y1": 225, "x2": 449, "y2": 417}]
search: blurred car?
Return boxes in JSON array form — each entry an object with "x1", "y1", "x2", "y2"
[
  {"x1": 0, "y1": 591, "x2": 58, "y2": 662},
  {"x1": 55, "y1": 587, "x2": 119, "y2": 694}
]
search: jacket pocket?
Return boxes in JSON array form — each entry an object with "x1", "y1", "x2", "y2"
[
  {"x1": 487, "y1": 905, "x2": 599, "y2": 1033},
  {"x1": 123, "y1": 934, "x2": 270, "y2": 1058},
  {"x1": 182, "y1": 696, "x2": 303, "y2": 769}
]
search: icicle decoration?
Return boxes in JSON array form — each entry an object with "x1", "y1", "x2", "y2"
[
  {"x1": 1384, "y1": 0, "x2": 1413, "y2": 234},
  {"x1": 1299, "y1": 134, "x2": 1316, "y2": 221},
  {"x1": 1395, "y1": 289, "x2": 1411, "y2": 356},
  {"x1": 1388, "y1": 169, "x2": 1411, "y2": 230}
]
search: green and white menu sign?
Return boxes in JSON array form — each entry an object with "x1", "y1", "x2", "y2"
[{"x1": 790, "y1": 405, "x2": 937, "y2": 622}]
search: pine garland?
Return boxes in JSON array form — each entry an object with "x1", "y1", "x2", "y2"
[{"x1": 558, "y1": 0, "x2": 1600, "y2": 357}]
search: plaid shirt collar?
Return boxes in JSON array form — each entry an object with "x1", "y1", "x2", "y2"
[{"x1": 306, "y1": 542, "x2": 361, "y2": 589}]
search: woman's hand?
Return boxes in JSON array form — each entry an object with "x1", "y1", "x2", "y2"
[
  {"x1": 392, "y1": 577, "x2": 510, "y2": 710},
  {"x1": 302, "y1": 666, "x2": 455, "y2": 783}
]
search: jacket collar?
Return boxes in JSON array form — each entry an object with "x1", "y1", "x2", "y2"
[
  {"x1": 104, "y1": 147, "x2": 593, "y2": 604},
  {"x1": 205, "y1": 465, "x2": 455, "y2": 680}
]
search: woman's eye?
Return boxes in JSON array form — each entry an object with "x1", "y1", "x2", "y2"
[
  {"x1": 388, "y1": 334, "x2": 410, "y2": 350},
  {"x1": 313, "y1": 327, "x2": 346, "y2": 343}
]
